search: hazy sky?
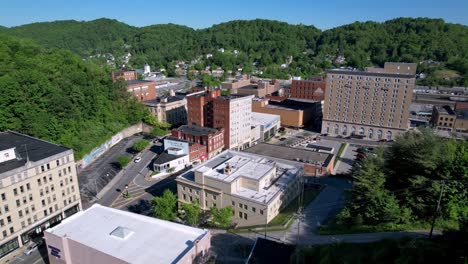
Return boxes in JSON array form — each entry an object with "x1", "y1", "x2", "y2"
[{"x1": 1, "y1": 0, "x2": 467, "y2": 29}]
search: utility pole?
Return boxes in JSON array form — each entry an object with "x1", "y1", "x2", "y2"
[{"x1": 429, "y1": 180, "x2": 445, "y2": 239}]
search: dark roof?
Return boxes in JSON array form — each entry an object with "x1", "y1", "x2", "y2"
[
  {"x1": 306, "y1": 144, "x2": 333, "y2": 152},
  {"x1": 0, "y1": 131, "x2": 70, "y2": 174},
  {"x1": 126, "y1": 80, "x2": 155, "y2": 85},
  {"x1": 456, "y1": 109, "x2": 468, "y2": 120},
  {"x1": 143, "y1": 95, "x2": 184, "y2": 105},
  {"x1": 267, "y1": 99, "x2": 319, "y2": 110},
  {"x1": 176, "y1": 125, "x2": 220, "y2": 136},
  {"x1": 326, "y1": 69, "x2": 414, "y2": 79},
  {"x1": 217, "y1": 94, "x2": 253, "y2": 100},
  {"x1": 153, "y1": 152, "x2": 185, "y2": 165},
  {"x1": 244, "y1": 143, "x2": 334, "y2": 167},
  {"x1": 238, "y1": 84, "x2": 260, "y2": 90},
  {"x1": 246, "y1": 238, "x2": 295, "y2": 264}
]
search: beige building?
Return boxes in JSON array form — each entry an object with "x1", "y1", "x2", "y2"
[
  {"x1": 0, "y1": 132, "x2": 81, "y2": 260},
  {"x1": 144, "y1": 94, "x2": 187, "y2": 126},
  {"x1": 432, "y1": 105, "x2": 468, "y2": 133},
  {"x1": 322, "y1": 62, "x2": 417, "y2": 140},
  {"x1": 45, "y1": 204, "x2": 210, "y2": 264},
  {"x1": 176, "y1": 150, "x2": 302, "y2": 227}
]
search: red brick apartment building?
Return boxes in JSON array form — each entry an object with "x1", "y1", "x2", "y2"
[
  {"x1": 171, "y1": 125, "x2": 224, "y2": 159},
  {"x1": 112, "y1": 70, "x2": 138, "y2": 81},
  {"x1": 187, "y1": 88, "x2": 221, "y2": 127},
  {"x1": 127, "y1": 80, "x2": 157, "y2": 102},
  {"x1": 290, "y1": 76, "x2": 326, "y2": 100}
]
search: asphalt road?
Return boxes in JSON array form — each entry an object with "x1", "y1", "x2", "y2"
[
  {"x1": 10, "y1": 243, "x2": 48, "y2": 264},
  {"x1": 78, "y1": 135, "x2": 143, "y2": 208}
]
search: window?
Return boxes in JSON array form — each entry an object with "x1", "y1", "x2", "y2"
[
  {"x1": 238, "y1": 203, "x2": 242, "y2": 208},
  {"x1": 16, "y1": 200, "x2": 20, "y2": 207},
  {"x1": 44, "y1": 210, "x2": 48, "y2": 216},
  {"x1": 56, "y1": 160, "x2": 60, "y2": 166},
  {"x1": 2, "y1": 230, "x2": 6, "y2": 238},
  {"x1": 46, "y1": 164, "x2": 50, "y2": 170},
  {"x1": 31, "y1": 205, "x2": 35, "y2": 211},
  {"x1": 244, "y1": 204, "x2": 248, "y2": 210},
  {"x1": 238, "y1": 212, "x2": 242, "y2": 218},
  {"x1": 19, "y1": 186, "x2": 24, "y2": 193},
  {"x1": 18, "y1": 210, "x2": 22, "y2": 218},
  {"x1": 37, "y1": 179, "x2": 41, "y2": 186},
  {"x1": 26, "y1": 183, "x2": 30, "y2": 191},
  {"x1": 29, "y1": 194, "x2": 33, "y2": 202},
  {"x1": 7, "y1": 216, "x2": 11, "y2": 223},
  {"x1": 252, "y1": 207, "x2": 256, "y2": 213},
  {"x1": 232, "y1": 201, "x2": 235, "y2": 206},
  {"x1": 9, "y1": 227, "x2": 14, "y2": 234},
  {"x1": 13, "y1": 189, "x2": 17, "y2": 196},
  {"x1": 244, "y1": 214, "x2": 248, "y2": 220},
  {"x1": 41, "y1": 200, "x2": 45, "y2": 206},
  {"x1": 260, "y1": 210, "x2": 264, "y2": 215},
  {"x1": 1, "y1": 193, "x2": 5, "y2": 201}
]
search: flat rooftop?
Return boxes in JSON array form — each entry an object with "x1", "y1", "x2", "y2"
[
  {"x1": 143, "y1": 95, "x2": 184, "y2": 105},
  {"x1": 436, "y1": 105, "x2": 456, "y2": 115},
  {"x1": 263, "y1": 99, "x2": 319, "y2": 111},
  {"x1": 46, "y1": 204, "x2": 209, "y2": 264},
  {"x1": 127, "y1": 80, "x2": 155, "y2": 86},
  {"x1": 175, "y1": 124, "x2": 220, "y2": 136},
  {"x1": 154, "y1": 152, "x2": 185, "y2": 165},
  {"x1": 244, "y1": 143, "x2": 334, "y2": 167},
  {"x1": 326, "y1": 68, "x2": 414, "y2": 79},
  {"x1": 216, "y1": 94, "x2": 254, "y2": 101},
  {"x1": 0, "y1": 131, "x2": 70, "y2": 175},
  {"x1": 179, "y1": 150, "x2": 301, "y2": 204},
  {"x1": 252, "y1": 112, "x2": 280, "y2": 127}
]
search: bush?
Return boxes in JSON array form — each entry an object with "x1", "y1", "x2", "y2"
[
  {"x1": 132, "y1": 139, "x2": 149, "y2": 152},
  {"x1": 117, "y1": 155, "x2": 131, "y2": 168}
]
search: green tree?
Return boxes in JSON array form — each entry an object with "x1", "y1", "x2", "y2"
[
  {"x1": 182, "y1": 202, "x2": 201, "y2": 226},
  {"x1": 132, "y1": 139, "x2": 149, "y2": 152},
  {"x1": 210, "y1": 206, "x2": 234, "y2": 228},
  {"x1": 117, "y1": 155, "x2": 131, "y2": 168},
  {"x1": 151, "y1": 189, "x2": 177, "y2": 221}
]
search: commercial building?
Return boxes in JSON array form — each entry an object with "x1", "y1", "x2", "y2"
[
  {"x1": 251, "y1": 112, "x2": 281, "y2": 142},
  {"x1": 290, "y1": 77, "x2": 326, "y2": 101},
  {"x1": 187, "y1": 89, "x2": 221, "y2": 128},
  {"x1": 322, "y1": 62, "x2": 417, "y2": 140},
  {"x1": 126, "y1": 80, "x2": 157, "y2": 102},
  {"x1": 432, "y1": 104, "x2": 468, "y2": 133},
  {"x1": 244, "y1": 143, "x2": 334, "y2": 178},
  {"x1": 252, "y1": 98, "x2": 321, "y2": 129},
  {"x1": 0, "y1": 132, "x2": 81, "y2": 260},
  {"x1": 144, "y1": 94, "x2": 187, "y2": 126},
  {"x1": 111, "y1": 70, "x2": 137, "y2": 81},
  {"x1": 222, "y1": 76, "x2": 251, "y2": 91},
  {"x1": 171, "y1": 125, "x2": 224, "y2": 159},
  {"x1": 176, "y1": 150, "x2": 302, "y2": 227},
  {"x1": 213, "y1": 95, "x2": 255, "y2": 150},
  {"x1": 164, "y1": 137, "x2": 207, "y2": 163},
  {"x1": 153, "y1": 142, "x2": 191, "y2": 175},
  {"x1": 44, "y1": 204, "x2": 211, "y2": 264}
]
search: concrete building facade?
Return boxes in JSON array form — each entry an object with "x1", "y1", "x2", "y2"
[
  {"x1": 213, "y1": 95, "x2": 254, "y2": 150},
  {"x1": 45, "y1": 204, "x2": 211, "y2": 264},
  {"x1": 176, "y1": 150, "x2": 302, "y2": 227},
  {"x1": 322, "y1": 62, "x2": 417, "y2": 140},
  {"x1": 144, "y1": 95, "x2": 187, "y2": 126},
  {"x1": 0, "y1": 132, "x2": 81, "y2": 260},
  {"x1": 432, "y1": 105, "x2": 468, "y2": 133}
]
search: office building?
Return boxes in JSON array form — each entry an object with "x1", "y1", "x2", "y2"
[
  {"x1": 45, "y1": 204, "x2": 211, "y2": 264},
  {"x1": 171, "y1": 125, "x2": 224, "y2": 159},
  {"x1": 251, "y1": 113, "x2": 281, "y2": 142},
  {"x1": 0, "y1": 132, "x2": 81, "y2": 260},
  {"x1": 144, "y1": 94, "x2": 187, "y2": 126},
  {"x1": 176, "y1": 150, "x2": 302, "y2": 227},
  {"x1": 187, "y1": 89, "x2": 221, "y2": 128},
  {"x1": 322, "y1": 62, "x2": 417, "y2": 140}
]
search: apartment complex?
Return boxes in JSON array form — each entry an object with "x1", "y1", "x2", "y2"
[
  {"x1": 144, "y1": 94, "x2": 187, "y2": 126},
  {"x1": 290, "y1": 77, "x2": 326, "y2": 101},
  {"x1": 171, "y1": 125, "x2": 224, "y2": 159},
  {"x1": 213, "y1": 95, "x2": 254, "y2": 150},
  {"x1": 45, "y1": 204, "x2": 211, "y2": 264},
  {"x1": 322, "y1": 62, "x2": 417, "y2": 140},
  {"x1": 111, "y1": 70, "x2": 137, "y2": 81},
  {"x1": 0, "y1": 132, "x2": 81, "y2": 260},
  {"x1": 176, "y1": 150, "x2": 302, "y2": 227},
  {"x1": 187, "y1": 89, "x2": 221, "y2": 127}
]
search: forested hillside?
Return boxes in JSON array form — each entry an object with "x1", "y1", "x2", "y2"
[
  {"x1": 2, "y1": 18, "x2": 468, "y2": 84},
  {"x1": 0, "y1": 35, "x2": 147, "y2": 159}
]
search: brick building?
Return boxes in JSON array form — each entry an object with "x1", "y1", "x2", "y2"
[
  {"x1": 111, "y1": 70, "x2": 137, "y2": 81},
  {"x1": 127, "y1": 80, "x2": 157, "y2": 102},
  {"x1": 322, "y1": 62, "x2": 416, "y2": 140},
  {"x1": 187, "y1": 89, "x2": 222, "y2": 127},
  {"x1": 432, "y1": 104, "x2": 468, "y2": 133},
  {"x1": 171, "y1": 125, "x2": 224, "y2": 159},
  {"x1": 290, "y1": 77, "x2": 326, "y2": 101}
]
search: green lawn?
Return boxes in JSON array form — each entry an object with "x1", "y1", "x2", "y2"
[
  {"x1": 268, "y1": 188, "x2": 322, "y2": 226},
  {"x1": 334, "y1": 143, "x2": 347, "y2": 167}
]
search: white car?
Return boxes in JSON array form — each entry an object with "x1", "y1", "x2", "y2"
[
  {"x1": 24, "y1": 242, "x2": 39, "y2": 255},
  {"x1": 134, "y1": 157, "x2": 142, "y2": 163}
]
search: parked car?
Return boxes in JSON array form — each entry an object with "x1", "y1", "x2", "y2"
[
  {"x1": 134, "y1": 157, "x2": 142, "y2": 163},
  {"x1": 279, "y1": 137, "x2": 287, "y2": 141},
  {"x1": 356, "y1": 153, "x2": 367, "y2": 159},
  {"x1": 24, "y1": 242, "x2": 40, "y2": 255}
]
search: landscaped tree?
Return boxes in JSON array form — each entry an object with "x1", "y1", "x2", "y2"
[
  {"x1": 210, "y1": 206, "x2": 234, "y2": 228},
  {"x1": 117, "y1": 155, "x2": 131, "y2": 168},
  {"x1": 132, "y1": 139, "x2": 149, "y2": 152},
  {"x1": 151, "y1": 189, "x2": 178, "y2": 221},
  {"x1": 182, "y1": 202, "x2": 201, "y2": 226}
]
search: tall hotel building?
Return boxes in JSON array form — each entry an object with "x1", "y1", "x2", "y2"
[
  {"x1": 322, "y1": 62, "x2": 416, "y2": 140},
  {"x1": 0, "y1": 132, "x2": 81, "y2": 260}
]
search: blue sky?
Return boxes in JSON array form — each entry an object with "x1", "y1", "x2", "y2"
[{"x1": 1, "y1": 0, "x2": 467, "y2": 29}]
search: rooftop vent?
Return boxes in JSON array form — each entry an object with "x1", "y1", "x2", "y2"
[
  {"x1": 224, "y1": 163, "x2": 232, "y2": 175},
  {"x1": 110, "y1": 226, "x2": 133, "y2": 240}
]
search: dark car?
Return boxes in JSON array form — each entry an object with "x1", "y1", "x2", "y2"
[
  {"x1": 356, "y1": 153, "x2": 367, "y2": 159},
  {"x1": 279, "y1": 137, "x2": 287, "y2": 141}
]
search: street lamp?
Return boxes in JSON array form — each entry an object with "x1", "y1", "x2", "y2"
[{"x1": 124, "y1": 184, "x2": 129, "y2": 197}]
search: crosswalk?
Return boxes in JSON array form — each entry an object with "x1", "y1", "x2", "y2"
[{"x1": 109, "y1": 181, "x2": 147, "y2": 209}]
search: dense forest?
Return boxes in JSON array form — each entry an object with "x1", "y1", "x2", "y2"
[
  {"x1": 2, "y1": 18, "x2": 467, "y2": 85},
  {"x1": 334, "y1": 130, "x2": 467, "y2": 233},
  {"x1": 0, "y1": 34, "x2": 148, "y2": 159}
]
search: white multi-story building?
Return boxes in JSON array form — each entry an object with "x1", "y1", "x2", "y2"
[
  {"x1": 176, "y1": 150, "x2": 302, "y2": 227},
  {"x1": 213, "y1": 95, "x2": 254, "y2": 150},
  {"x1": 0, "y1": 132, "x2": 81, "y2": 260}
]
